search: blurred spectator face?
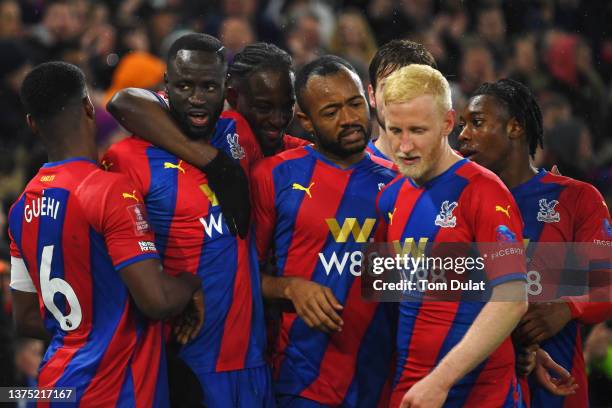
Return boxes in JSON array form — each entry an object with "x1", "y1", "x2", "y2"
[
  {"x1": 43, "y1": 2, "x2": 81, "y2": 42},
  {"x1": 166, "y1": 50, "x2": 226, "y2": 141},
  {"x1": 0, "y1": 0, "x2": 21, "y2": 38},
  {"x1": 15, "y1": 339, "x2": 44, "y2": 379},
  {"x1": 457, "y1": 94, "x2": 513, "y2": 174},
  {"x1": 514, "y1": 36, "x2": 537, "y2": 74},
  {"x1": 400, "y1": 0, "x2": 433, "y2": 22},
  {"x1": 150, "y1": 10, "x2": 178, "y2": 51},
  {"x1": 337, "y1": 12, "x2": 367, "y2": 48},
  {"x1": 542, "y1": 96, "x2": 571, "y2": 130},
  {"x1": 122, "y1": 26, "x2": 150, "y2": 53},
  {"x1": 219, "y1": 17, "x2": 254, "y2": 55},
  {"x1": 223, "y1": 0, "x2": 256, "y2": 17},
  {"x1": 297, "y1": 15, "x2": 322, "y2": 51},
  {"x1": 477, "y1": 8, "x2": 506, "y2": 44},
  {"x1": 234, "y1": 69, "x2": 295, "y2": 152},
  {"x1": 298, "y1": 68, "x2": 371, "y2": 158},
  {"x1": 460, "y1": 45, "x2": 495, "y2": 93}
]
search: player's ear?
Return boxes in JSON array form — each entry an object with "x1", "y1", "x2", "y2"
[
  {"x1": 443, "y1": 109, "x2": 455, "y2": 136},
  {"x1": 226, "y1": 83, "x2": 238, "y2": 109},
  {"x1": 296, "y1": 109, "x2": 313, "y2": 134},
  {"x1": 83, "y1": 95, "x2": 95, "y2": 120},
  {"x1": 368, "y1": 84, "x2": 376, "y2": 108},
  {"x1": 25, "y1": 114, "x2": 38, "y2": 135},
  {"x1": 506, "y1": 118, "x2": 524, "y2": 140}
]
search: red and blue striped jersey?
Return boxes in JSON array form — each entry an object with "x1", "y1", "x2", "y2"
[
  {"x1": 376, "y1": 159, "x2": 527, "y2": 408},
  {"x1": 102, "y1": 115, "x2": 266, "y2": 374},
  {"x1": 511, "y1": 169, "x2": 611, "y2": 408},
  {"x1": 366, "y1": 140, "x2": 390, "y2": 161},
  {"x1": 251, "y1": 146, "x2": 398, "y2": 407},
  {"x1": 8, "y1": 158, "x2": 167, "y2": 407}
]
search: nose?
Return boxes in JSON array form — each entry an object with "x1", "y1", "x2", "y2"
[
  {"x1": 399, "y1": 132, "x2": 415, "y2": 153},
  {"x1": 188, "y1": 87, "x2": 206, "y2": 106},
  {"x1": 270, "y1": 109, "x2": 288, "y2": 130},
  {"x1": 338, "y1": 105, "x2": 359, "y2": 127},
  {"x1": 457, "y1": 124, "x2": 470, "y2": 142}
]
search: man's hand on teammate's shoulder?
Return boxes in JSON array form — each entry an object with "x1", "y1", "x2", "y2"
[
  {"x1": 514, "y1": 302, "x2": 572, "y2": 345},
  {"x1": 399, "y1": 372, "x2": 450, "y2": 408},
  {"x1": 534, "y1": 348, "x2": 578, "y2": 396},
  {"x1": 202, "y1": 151, "x2": 251, "y2": 239},
  {"x1": 173, "y1": 288, "x2": 205, "y2": 345},
  {"x1": 284, "y1": 277, "x2": 344, "y2": 334}
]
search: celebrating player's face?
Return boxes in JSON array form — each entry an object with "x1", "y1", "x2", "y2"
[
  {"x1": 166, "y1": 50, "x2": 226, "y2": 140},
  {"x1": 386, "y1": 95, "x2": 454, "y2": 183},
  {"x1": 236, "y1": 69, "x2": 296, "y2": 153},
  {"x1": 300, "y1": 68, "x2": 371, "y2": 158},
  {"x1": 457, "y1": 95, "x2": 513, "y2": 174}
]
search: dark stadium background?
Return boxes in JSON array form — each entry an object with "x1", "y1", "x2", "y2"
[{"x1": 0, "y1": 0, "x2": 610, "y2": 406}]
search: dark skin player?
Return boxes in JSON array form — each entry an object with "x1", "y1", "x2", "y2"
[
  {"x1": 227, "y1": 68, "x2": 295, "y2": 156},
  {"x1": 14, "y1": 62, "x2": 203, "y2": 344},
  {"x1": 107, "y1": 36, "x2": 249, "y2": 239},
  {"x1": 261, "y1": 62, "x2": 372, "y2": 333},
  {"x1": 458, "y1": 90, "x2": 578, "y2": 397}
]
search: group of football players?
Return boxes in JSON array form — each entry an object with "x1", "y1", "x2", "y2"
[{"x1": 8, "y1": 31, "x2": 611, "y2": 408}]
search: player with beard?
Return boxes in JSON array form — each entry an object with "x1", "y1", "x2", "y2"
[
  {"x1": 375, "y1": 65, "x2": 529, "y2": 407},
  {"x1": 458, "y1": 78, "x2": 611, "y2": 408},
  {"x1": 366, "y1": 40, "x2": 437, "y2": 161},
  {"x1": 250, "y1": 56, "x2": 397, "y2": 407},
  {"x1": 107, "y1": 42, "x2": 309, "y2": 172},
  {"x1": 103, "y1": 34, "x2": 270, "y2": 407}
]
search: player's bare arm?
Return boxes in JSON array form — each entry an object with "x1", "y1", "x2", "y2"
[
  {"x1": 12, "y1": 291, "x2": 50, "y2": 341},
  {"x1": 119, "y1": 258, "x2": 202, "y2": 322},
  {"x1": 261, "y1": 275, "x2": 343, "y2": 334},
  {"x1": 401, "y1": 281, "x2": 527, "y2": 408},
  {"x1": 107, "y1": 88, "x2": 218, "y2": 167},
  {"x1": 107, "y1": 87, "x2": 251, "y2": 238}
]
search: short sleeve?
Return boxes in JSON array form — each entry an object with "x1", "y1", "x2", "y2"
[
  {"x1": 574, "y1": 184, "x2": 611, "y2": 243},
  {"x1": 467, "y1": 176, "x2": 527, "y2": 286},
  {"x1": 80, "y1": 172, "x2": 160, "y2": 271},
  {"x1": 8, "y1": 228, "x2": 36, "y2": 292}
]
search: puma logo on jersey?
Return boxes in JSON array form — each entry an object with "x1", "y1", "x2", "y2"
[
  {"x1": 122, "y1": 190, "x2": 139, "y2": 202},
  {"x1": 101, "y1": 160, "x2": 113, "y2": 171},
  {"x1": 292, "y1": 182, "x2": 315, "y2": 198},
  {"x1": 164, "y1": 160, "x2": 185, "y2": 174},
  {"x1": 388, "y1": 207, "x2": 397, "y2": 225},
  {"x1": 495, "y1": 205, "x2": 511, "y2": 218}
]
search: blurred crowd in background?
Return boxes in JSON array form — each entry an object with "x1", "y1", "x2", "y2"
[{"x1": 0, "y1": 0, "x2": 610, "y2": 405}]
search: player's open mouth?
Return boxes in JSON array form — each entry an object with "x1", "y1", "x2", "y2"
[
  {"x1": 188, "y1": 111, "x2": 209, "y2": 127},
  {"x1": 400, "y1": 156, "x2": 420, "y2": 165}
]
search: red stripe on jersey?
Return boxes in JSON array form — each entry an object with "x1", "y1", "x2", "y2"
[
  {"x1": 518, "y1": 376, "x2": 530, "y2": 407},
  {"x1": 462, "y1": 338, "x2": 516, "y2": 406},
  {"x1": 282, "y1": 161, "x2": 352, "y2": 280},
  {"x1": 163, "y1": 161, "x2": 206, "y2": 276},
  {"x1": 61, "y1": 194, "x2": 93, "y2": 345},
  {"x1": 274, "y1": 162, "x2": 352, "y2": 370},
  {"x1": 300, "y1": 277, "x2": 378, "y2": 403},
  {"x1": 388, "y1": 181, "x2": 423, "y2": 240},
  {"x1": 216, "y1": 236, "x2": 252, "y2": 371},
  {"x1": 79, "y1": 301, "x2": 137, "y2": 406},
  {"x1": 393, "y1": 302, "x2": 460, "y2": 404},
  {"x1": 132, "y1": 322, "x2": 164, "y2": 408},
  {"x1": 564, "y1": 330, "x2": 588, "y2": 408}
]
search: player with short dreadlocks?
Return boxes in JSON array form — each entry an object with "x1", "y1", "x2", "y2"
[
  {"x1": 226, "y1": 42, "x2": 309, "y2": 158},
  {"x1": 459, "y1": 78, "x2": 611, "y2": 408}
]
